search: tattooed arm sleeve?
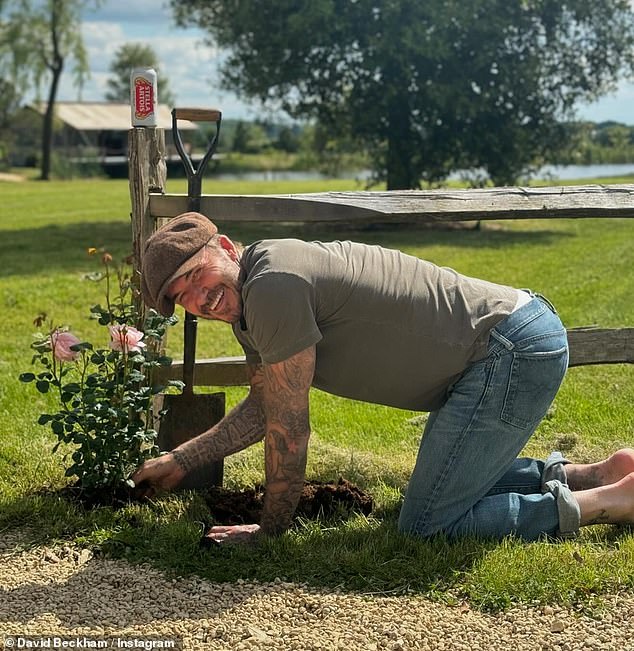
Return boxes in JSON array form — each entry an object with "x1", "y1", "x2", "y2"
[
  {"x1": 170, "y1": 363, "x2": 266, "y2": 475},
  {"x1": 259, "y1": 345, "x2": 315, "y2": 536}
]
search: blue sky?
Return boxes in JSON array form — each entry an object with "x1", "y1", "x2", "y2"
[{"x1": 56, "y1": 0, "x2": 634, "y2": 124}]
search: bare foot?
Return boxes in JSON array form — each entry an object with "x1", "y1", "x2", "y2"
[
  {"x1": 577, "y1": 471, "x2": 634, "y2": 527},
  {"x1": 567, "y1": 448, "x2": 634, "y2": 491}
]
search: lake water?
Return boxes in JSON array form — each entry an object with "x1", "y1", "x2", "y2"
[
  {"x1": 534, "y1": 163, "x2": 634, "y2": 180},
  {"x1": 212, "y1": 163, "x2": 634, "y2": 183},
  {"x1": 213, "y1": 169, "x2": 350, "y2": 182},
  {"x1": 445, "y1": 163, "x2": 634, "y2": 182}
]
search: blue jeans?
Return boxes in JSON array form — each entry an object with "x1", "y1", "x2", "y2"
[{"x1": 398, "y1": 295, "x2": 578, "y2": 541}]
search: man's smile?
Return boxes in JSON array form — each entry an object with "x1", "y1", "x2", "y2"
[{"x1": 203, "y1": 287, "x2": 225, "y2": 314}]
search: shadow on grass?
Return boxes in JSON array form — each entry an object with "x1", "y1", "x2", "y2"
[
  {"x1": 104, "y1": 495, "x2": 498, "y2": 600},
  {"x1": 107, "y1": 500, "x2": 634, "y2": 611},
  {"x1": 0, "y1": 220, "x2": 571, "y2": 278},
  {"x1": 106, "y1": 514, "x2": 489, "y2": 600},
  {"x1": 0, "y1": 488, "x2": 488, "y2": 600},
  {"x1": 4, "y1": 488, "x2": 634, "y2": 612},
  {"x1": 0, "y1": 222, "x2": 133, "y2": 277}
]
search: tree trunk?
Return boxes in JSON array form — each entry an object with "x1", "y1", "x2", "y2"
[
  {"x1": 385, "y1": 102, "x2": 417, "y2": 190},
  {"x1": 40, "y1": 0, "x2": 66, "y2": 182},
  {"x1": 40, "y1": 58, "x2": 63, "y2": 181}
]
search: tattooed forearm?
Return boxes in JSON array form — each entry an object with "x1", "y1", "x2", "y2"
[
  {"x1": 172, "y1": 396, "x2": 265, "y2": 474},
  {"x1": 259, "y1": 347, "x2": 314, "y2": 536},
  {"x1": 259, "y1": 424, "x2": 309, "y2": 535},
  {"x1": 171, "y1": 365, "x2": 266, "y2": 475}
]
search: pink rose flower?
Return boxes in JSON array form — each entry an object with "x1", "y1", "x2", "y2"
[
  {"x1": 50, "y1": 330, "x2": 81, "y2": 362},
  {"x1": 109, "y1": 324, "x2": 146, "y2": 353}
]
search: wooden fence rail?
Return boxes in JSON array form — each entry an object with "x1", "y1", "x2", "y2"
[
  {"x1": 129, "y1": 128, "x2": 633, "y2": 389},
  {"x1": 154, "y1": 328, "x2": 634, "y2": 387},
  {"x1": 149, "y1": 184, "x2": 634, "y2": 224}
]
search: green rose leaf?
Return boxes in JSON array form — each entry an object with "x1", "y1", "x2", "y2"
[
  {"x1": 51, "y1": 420, "x2": 64, "y2": 435},
  {"x1": 127, "y1": 370, "x2": 145, "y2": 382}
]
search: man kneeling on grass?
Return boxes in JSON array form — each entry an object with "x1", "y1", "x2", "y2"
[{"x1": 132, "y1": 211, "x2": 634, "y2": 545}]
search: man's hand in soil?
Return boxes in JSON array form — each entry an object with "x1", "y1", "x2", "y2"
[
  {"x1": 204, "y1": 524, "x2": 261, "y2": 546},
  {"x1": 131, "y1": 453, "x2": 186, "y2": 499}
]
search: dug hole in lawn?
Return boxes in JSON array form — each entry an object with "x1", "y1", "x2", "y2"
[
  {"x1": 200, "y1": 478, "x2": 374, "y2": 545},
  {"x1": 40, "y1": 476, "x2": 374, "y2": 540}
]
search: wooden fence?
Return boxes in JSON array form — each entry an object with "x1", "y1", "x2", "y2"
[{"x1": 128, "y1": 128, "x2": 634, "y2": 390}]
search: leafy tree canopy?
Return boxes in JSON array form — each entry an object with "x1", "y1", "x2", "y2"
[
  {"x1": 171, "y1": 0, "x2": 634, "y2": 188},
  {"x1": 105, "y1": 42, "x2": 176, "y2": 107}
]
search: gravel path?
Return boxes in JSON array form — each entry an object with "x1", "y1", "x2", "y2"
[{"x1": 1, "y1": 528, "x2": 632, "y2": 651}]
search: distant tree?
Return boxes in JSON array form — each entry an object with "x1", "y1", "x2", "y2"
[
  {"x1": 105, "y1": 43, "x2": 176, "y2": 107},
  {"x1": 231, "y1": 120, "x2": 270, "y2": 153},
  {"x1": 171, "y1": 0, "x2": 634, "y2": 189},
  {"x1": 1, "y1": 0, "x2": 99, "y2": 180},
  {"x1": 300, "y1": 122, "x2": 364, "y2": 178},
  {"x1": 0, "y1": 78, "x2": 21, "y2": 168},
  {"x1": 275, "y1": 126, "x2": 300, "y2": 153},
  {"x1": 0, "y1": 78, "x2": 19, "y2": 124},
  {"x1": 547, "y1": 120, "x2": 634, "y2": 166},
  {"x1": 231, "y1": 120, "x2": 249, "y2": 152},
  {"x1": 597, "y1": 124, "x2": 630, "y2": 149}
]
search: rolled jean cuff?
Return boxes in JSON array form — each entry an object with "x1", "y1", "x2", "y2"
[
  {"x1": 542, "y1": 451, "x2": 570, "y2": 489},
  {"x1": 543, "y1": 479, "x2": 581, "y2": 538}
]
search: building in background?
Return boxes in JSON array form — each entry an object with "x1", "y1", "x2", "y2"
[{"x1": 12, "y1": 102, "x2": 199, "y2": 177}]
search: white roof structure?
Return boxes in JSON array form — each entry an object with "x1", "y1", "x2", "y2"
[{"x1": 30, "y1": 102, "x2": 198, "y2": 131}]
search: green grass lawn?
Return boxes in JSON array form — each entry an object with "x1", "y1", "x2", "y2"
[{"x1": 1, "y1": 175, "x2": 633, "y2": 611}]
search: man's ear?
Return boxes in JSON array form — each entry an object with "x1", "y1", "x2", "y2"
[{"x1": 218, "y1": 234, "x2": 239, "y2": 262}]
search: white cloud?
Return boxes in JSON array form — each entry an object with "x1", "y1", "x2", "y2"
[
  {"x1": 83, "y1": 22, "x2": 127, "y2": 73},
  {"x1": 83, "y1": 0, "x2": 176, "y2": 26},
  {"x1": 149, "y1": 37, "x2": 222, "y2": 104},
  {"x1": 53, "y1": 3, "x2": 253, "y2": 116}
]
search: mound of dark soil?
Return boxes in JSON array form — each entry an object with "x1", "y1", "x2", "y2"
[
  {"x1": 39, "y1": 483, "x2": 138, "y2": 509},
  {"x1": 40, "y1": 478, "x2": 374, "y2": 527},
  {"x1": 203, "y1": 478, "x2": 373, "y2": 525}
]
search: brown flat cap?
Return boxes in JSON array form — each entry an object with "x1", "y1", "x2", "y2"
[{"x1": 141, "y1": 212, "x2": 218, "y2": 316}]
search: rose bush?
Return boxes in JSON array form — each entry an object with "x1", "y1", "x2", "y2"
[{"x1": 20, "y1": 250, "x2": 182, "y2": 493}]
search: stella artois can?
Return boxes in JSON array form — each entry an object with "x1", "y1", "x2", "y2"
[{"x1": 130, "y1": 67, "x2": 158, "y2": 126}]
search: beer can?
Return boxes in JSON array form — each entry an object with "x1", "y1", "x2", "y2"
[{"x1": 130, "y1": 67, "x2": 158, "y2": 127}]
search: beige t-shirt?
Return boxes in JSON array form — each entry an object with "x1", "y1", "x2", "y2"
[{"x1": 232, "y1": 239, "x2": 518, "y2": 411}]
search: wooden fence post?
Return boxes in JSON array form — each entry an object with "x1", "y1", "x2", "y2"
[{"x1": 128, "y1": 127, "x2": 166, "y2": 321}]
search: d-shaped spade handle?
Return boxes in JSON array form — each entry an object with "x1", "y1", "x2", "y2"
[{"x1": 171, "y1": 107, "x2": 223, "y2": 211}]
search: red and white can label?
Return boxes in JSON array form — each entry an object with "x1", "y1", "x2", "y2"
[
  {"x1": 130, "y1": 68, "x2": 158, "y2": 127},
  {"x1": 134, "y1": 78, "x2": 154, "y2": 119}
]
